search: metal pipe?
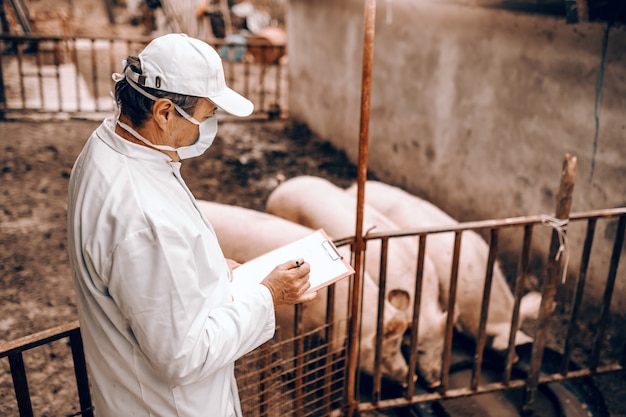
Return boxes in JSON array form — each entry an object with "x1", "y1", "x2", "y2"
[
  {"x1": 345, "y1": 0, "x2": 377, "y2": 414},
  {"x1": 560, "y1": 217, "x2": 596, "y2": 374},
  {"x1": 471, "y1": 229, "x2": 499, "y2": 391}
]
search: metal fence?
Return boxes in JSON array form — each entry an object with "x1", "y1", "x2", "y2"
[
  {"x1": 2, "y1": 206, "x2": 623, "y2": 416},
  {"x1": 1, "y1": 34, "x2": 625, "y2": 417},
  {"x1": 0, "y1": 34, "x2": 288, "y2": 120},
  {"x1": 353, "y1": 207, "x2": 625, "y2": 415}
]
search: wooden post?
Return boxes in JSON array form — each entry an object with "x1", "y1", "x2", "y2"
[{"x1": 522, "y1": 154, "x2": 577, "y2": 414}]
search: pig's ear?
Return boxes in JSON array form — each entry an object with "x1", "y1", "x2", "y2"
[
  {"x1": 384, "y1": 317, "x2": 408, "y2": 338},
  {"x1": 387, "y1": 289, "x2": 410, "y2": 311}
]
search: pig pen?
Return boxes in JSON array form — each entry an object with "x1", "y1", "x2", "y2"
[
  {"x1": 227, "y1": 173, "x2": 625, "y2": 417},
  {"x1": 2, "y1": 1, "x2": 623, "y2": 416},
  {"x1": 1, "y1": 119, "x2": 624, "y2": 417}
]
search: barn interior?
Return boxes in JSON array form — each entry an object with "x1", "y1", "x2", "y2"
[{"x1": 1, "y1": 0, "x2": 624, "y2": 416}]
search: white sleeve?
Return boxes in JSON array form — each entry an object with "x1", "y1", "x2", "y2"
[{"x1": 106, "y1": 225, "x2": 275, "y2": 385}]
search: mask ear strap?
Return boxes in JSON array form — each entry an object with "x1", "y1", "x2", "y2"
[
  {"x1": 117, "y1": 119, "x2": 177, "y2": 152},
  {"x1": 125, "y1": 74, "x2": 200, "y2": 125}
]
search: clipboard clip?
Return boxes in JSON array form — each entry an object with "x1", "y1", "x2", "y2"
[{"x1": 322, "y1": 240, "x2": 342, "y2": 261}]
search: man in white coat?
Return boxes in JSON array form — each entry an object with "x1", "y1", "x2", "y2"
[{"x1": 67, "y1": 33, "x2": 315, "y2": 417}]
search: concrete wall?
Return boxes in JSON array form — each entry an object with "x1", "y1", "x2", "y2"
[{"x1": 286, "y1": 0, "x2": 626, "y2": 311}]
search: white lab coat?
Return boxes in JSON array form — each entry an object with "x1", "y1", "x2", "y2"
[{"x1": 67, "y1": 118, "x2": 275, "y2": 416}]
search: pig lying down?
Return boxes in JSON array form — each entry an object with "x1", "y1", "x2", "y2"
[
  {"x1": 196, "y1": 200, "x2": 413, "y2": 385},
  {"x1": 346, "y1": 181, "x2": 542, "y2": 352},
  {"x1": 266, "y1": 176, "x2": 449, "y2": 387}
]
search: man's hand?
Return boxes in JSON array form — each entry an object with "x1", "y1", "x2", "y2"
[{"x1": 261, "y1": 259, "x2": 317, "y2": 309}]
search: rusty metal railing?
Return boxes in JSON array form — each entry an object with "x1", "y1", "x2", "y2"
[
  {"x1": 1, "y1": 206, "x2": 623, "y2": 416},
  {"x1": 0, "y1": 34, "x2": 288, "y2": 120},
  {"x1": 353, "y1": 207, "x2": 625, "y2": 414}
]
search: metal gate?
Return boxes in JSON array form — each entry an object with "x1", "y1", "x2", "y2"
[
  {"x1": 3, "y1": 204, "x2": 622, "y2": 416},
  {"x1": 0, "y1": 34, "x2": 287, "y2": 120},
  {"x1": 231, "y1": 209, "x2": 625, "y2": 416}
]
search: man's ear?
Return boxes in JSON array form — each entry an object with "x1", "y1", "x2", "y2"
[{"x1": 152, "y1": 98, "x2": 175, "y2": 129}]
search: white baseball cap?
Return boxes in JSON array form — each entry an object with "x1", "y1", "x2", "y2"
[{"x1": 123, "y1": 33, "x2": 253, "y2": 117}]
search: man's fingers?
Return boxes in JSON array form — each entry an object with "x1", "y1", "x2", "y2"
[{"x1": 296, "y1": 291, "x2": 318, "y2": 304}]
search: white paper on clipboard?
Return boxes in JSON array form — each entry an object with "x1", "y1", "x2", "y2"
[{"x1": 231, "y1": 229, "x2": 354, "y2": 294}]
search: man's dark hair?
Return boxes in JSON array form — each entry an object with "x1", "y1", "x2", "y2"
[{"x1": 114, "y1": 55, "x2": 200, "y2": 127}]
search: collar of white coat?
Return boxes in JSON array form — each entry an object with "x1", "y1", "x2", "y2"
[{"x1": 98, "y1": 117, "x2": 181, "y2": 169}]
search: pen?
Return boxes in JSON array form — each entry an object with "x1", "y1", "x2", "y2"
[{"x1": 294, "y1": 258, "x2": 304, "y2": 268}]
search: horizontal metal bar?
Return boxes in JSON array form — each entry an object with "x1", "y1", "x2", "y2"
[
  {"x1": 0, "y1": 320, "x2": 80, "y2": 357},
  {"x1": 358, "y1": 364, "x2": 625, "y2": 411},
  {"x1": 364, "y1": 207, "x2": 626, "y2": 240}
]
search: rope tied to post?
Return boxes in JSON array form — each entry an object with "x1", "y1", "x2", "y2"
[{"x1": 540, "y1": 214, "x2": 570, "y2": 284}]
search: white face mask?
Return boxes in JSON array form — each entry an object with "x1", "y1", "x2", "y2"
[
  {"x1": 117, "y1": 113, "x2": 217, "y2": 160},
  {"x1": 117, "y1": 75, "x2": 218, "y2": 160}
]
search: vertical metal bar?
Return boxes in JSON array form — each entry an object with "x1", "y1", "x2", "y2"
[
  {"x1": 90, "y1": 38, "x2": 99, "y2": 112},
  {"x1": 352, "y1": 255, "x2": 364, "y2": 405},
  {"x1": 71, "y1": 38, "x2": 82, "y2": 112},
  {"x1": 471, "y1": 229, "x2": 498, "y2": 391},
  {"x1": 243, "y1": 58, "x2": 250, "y2": 101},
  {"x1": 271, "y1": 58, "x2": 282, "y2": 118},
  {"x1": 590, "y1": 214, "x2": 625, "y2": 369},
  {"x1": 346, "y1": 0, "x2": 376, "y2": 412},
  {"x1": 109, "y1": 38, "x2": 116, "y2": 107},
  {"x1": 441, "y1": 231, "x2": 461, "y2": 393},
  {"x1": 560, "y1": 218, "x2": 596, "y2": 374},
  {"x1": 258, "y1": 54, "x2": 267, "y2": 112},
  {"x1": 504, "y1": 224, "x2": 534, "y2": 385},
  {"x1": 407, "y1": 234, "x2": 427, "y2": 399},
  {"x1": 36, "y1": 42, "x2": 44, "y2": 109},
  {"x1": 322, "y1": 282, "x2": 336, "y2": 416},
  {"x1": 372, "y1": 237, "x2": 389, "y2": 404},
  {"x1": 17, "y1": 42, "x2": 26, "y2": 108},
  {"x1": 8, "y1": 352, "x2": 34, "y2": 417},
  {"x1": 256, "y1": 343, "x2": 267, "y2": 417},
  {"x1": 225, "y1": 43, "x2": 235, "y2": 86},
  {"x1": 294, "y1": 302, "x2": 304, "y2": 417},
  {"x1": 523, "y1": 154, "x2": 577, "y2": 414},
  {"x1": 54, "y1": 39, "x2": 62, "y2": 111},
  {"x1": 69, "y1": 329, "x2": 94, "y2": 417}
]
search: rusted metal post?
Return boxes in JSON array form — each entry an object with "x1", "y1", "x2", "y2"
[
  {"x1": 504, "y1": 224, "x2": 534, "y2": 384},
  {"x1": 523, "y1": 154, "x2": 577, "y2": 414},
  {"x1": 589, "y1": 213, "x2": 625, "y2": 369},
  {"x1": 560, "y1": 218, "x2": 596, "y2": 374},
  {"x1": 345, "y1": 0, "x2": 376, "y2": 415},
  {"x1": 471, "y1": 229, "x2": 499, "y2": 391}
]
